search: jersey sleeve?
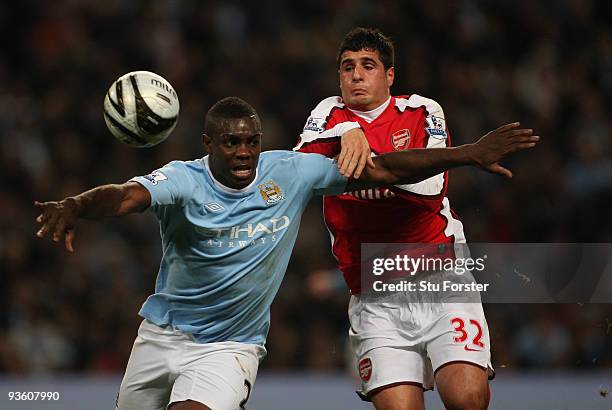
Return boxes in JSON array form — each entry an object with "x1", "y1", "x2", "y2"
[
  {"x1": 293, "y1": 152, "x2": 348, "y2": 196},
  {"x1": 394, "y1": 95, "x2": 449, "y2": 197},
  {"x1": 129, "y1": 161, "x2": 193, "y2": 208},
  {"x1": 293, "y1": 96, "x2": 360, "y2": 157}
]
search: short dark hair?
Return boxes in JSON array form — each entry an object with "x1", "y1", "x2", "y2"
[
  {"x1": 204, "y1": 97, "x2": 260, "y2": 136},
  {"x1": 337, "y1": 27, "x2": 394, "y2": 70}
]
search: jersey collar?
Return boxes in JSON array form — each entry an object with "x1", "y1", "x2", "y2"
[
  {"x1": 347, "y1": 97, "x2": 392, "y2": 123},
  {"x1": 202, "y1": 155, "x2": 259, "y2": 195}
]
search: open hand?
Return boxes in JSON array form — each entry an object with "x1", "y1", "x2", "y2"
[
  {"x1": 470, "y1": 122, "x2": 539, "y2": 178},
  {"x1": 34, "y1": 198, "x2": 78, "y2": 252}
]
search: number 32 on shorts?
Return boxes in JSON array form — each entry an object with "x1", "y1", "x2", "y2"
[{"x1": 450, "y1": 317, "x2": 485, "y2": 351}]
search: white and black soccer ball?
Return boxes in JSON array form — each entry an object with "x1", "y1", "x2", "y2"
[{"x1": 103, "y1": 71, "x2": 179, "y2": 148}]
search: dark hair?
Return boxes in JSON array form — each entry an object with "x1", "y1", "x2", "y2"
[
  {"x1": 204, "y1": 97, "x2": 260, "y2": 136},
  {"x1": 337, "y1": 27, "x2": 394, "y2": 70}
]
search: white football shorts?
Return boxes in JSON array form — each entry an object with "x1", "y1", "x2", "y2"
[
  {"x1": 117, "y1": 319, "x2": 266, "y2": 410},
  {"x1": 349, "y1": 271, "x2": 494, "y2": 396}
]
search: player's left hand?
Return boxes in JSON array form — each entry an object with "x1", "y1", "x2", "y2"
[
  {"x1": 470, "y1": 122, "x2": 539, "y2": 178},
  {"x1": 338, "y1": 128, "x2": 375, "y2": 178},
  {"x1": 34, "y1": 199, "x2": 78, "y2": 253}
]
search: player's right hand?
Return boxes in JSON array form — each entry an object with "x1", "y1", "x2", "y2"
[
  {"x1": 470, "y1": 122, "x2": 539, "y2": 178},
  {"x1": 34, "y1": 199, "x2": 78, "y2": 253},
  {"x1": 338, "y1": 128, "x2": 375, "y2": 178}
]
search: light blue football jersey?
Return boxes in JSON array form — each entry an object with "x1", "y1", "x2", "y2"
[{"x1": 130, "y1": 150, "x2": 347, "y2": 345}]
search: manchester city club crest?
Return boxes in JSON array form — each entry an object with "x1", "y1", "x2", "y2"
[
  {"x1": 391, "y1": 129, "x2": 411, "y2": 150},
  {"x1": 258, "y1": 180, "x2": 285, "y2": 206}
]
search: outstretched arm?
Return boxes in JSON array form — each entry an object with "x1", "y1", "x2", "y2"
[
  {"x1": 34, "y1": 181, "x2": 151, "y2": 252},
  {"x1": 347, "y1": 122, "x2": 538, "y2": 190}
]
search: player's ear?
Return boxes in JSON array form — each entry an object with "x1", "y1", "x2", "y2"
[
  {"x1": 386, "y1": 67, "x2": 395, "y2": 88},
  {"x1": 202, "y1": 133, "x2": 212, "y2": 152}
]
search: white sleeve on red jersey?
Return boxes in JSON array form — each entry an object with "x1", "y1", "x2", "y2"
[
  {"x1": 293, "y1": 96, "x2": 360, "y2": 151},
  {"x1": 394, "y1": 94, "x2": 448, "y2": 196}
]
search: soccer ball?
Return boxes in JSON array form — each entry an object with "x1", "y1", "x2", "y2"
[{"x1": 103, "y1": 71, "x2": 179, "y2": 148}]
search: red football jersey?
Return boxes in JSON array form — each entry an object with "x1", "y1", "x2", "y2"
[{"x1": 295, "y1": 95, "x2": 465, "y2": 294}]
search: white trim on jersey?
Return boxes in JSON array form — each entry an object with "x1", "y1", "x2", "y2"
[
  {"x1": 394, "y1": 133, "x2": 446, "y2": 195},
  {"x1": 293, "y1": 121, "x2": 361, "y2": 151},
  {"x1": 394, "y1": 94, "x2": 445, "y2": 118},
  {"x1": 440, "y1": 197, "x2": 465, "y2": 243},
  {"x1": 294, "y1": 96, "x2": 360, "y2": 151},
  {"x1": 311, "y1": 96, "x2": 345, "y2": 117},
  {"x1": 439, "y1": 195, "x2": 468, "y2": 269},
  {"x1": 322, "y1": 199, "x2": 340, "y2": 263},
  {"x1": 295, "y1": 122, "x2": 361, "y2": 150},
  {"x1": 394, "y1": 95, "x2": 447, "y2": 196},
  {"x1": 348, "y1": 97, "x2": 391, "y2": 123},
  {"x1": 203, "y1": 156, "x2": 259, "y2": 194}
]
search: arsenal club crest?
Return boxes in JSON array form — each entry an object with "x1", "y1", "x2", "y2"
[
  {"x1": 258, "y1": 180, "x2": 285, "y2": 206},
  {"x1": 392, "y1": 129, "x2": 411, "y2": 150},
  {"x1": 358, "y1": 358, "x2": 372, "y2": 382}
]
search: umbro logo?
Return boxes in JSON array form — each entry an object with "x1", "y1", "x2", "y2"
[{"x1": 204, "y1": 202, "x2": 225, "y2": 213}]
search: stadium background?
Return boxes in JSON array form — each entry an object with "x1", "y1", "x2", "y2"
[{"x1": 0, "y1": 1, "x2": 610, "y2": 409}]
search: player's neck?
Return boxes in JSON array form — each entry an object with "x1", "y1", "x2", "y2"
[
  {"x1": 203, "y1": 156, "x2": 258, "y2": 194},
  {"x1": 347, "y1": 97, "x2": 391, "y2": 123}
]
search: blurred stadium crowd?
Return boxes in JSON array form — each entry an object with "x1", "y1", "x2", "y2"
[{"x1": 0, "y1": 0, "x2": 610, "y2": 376}]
